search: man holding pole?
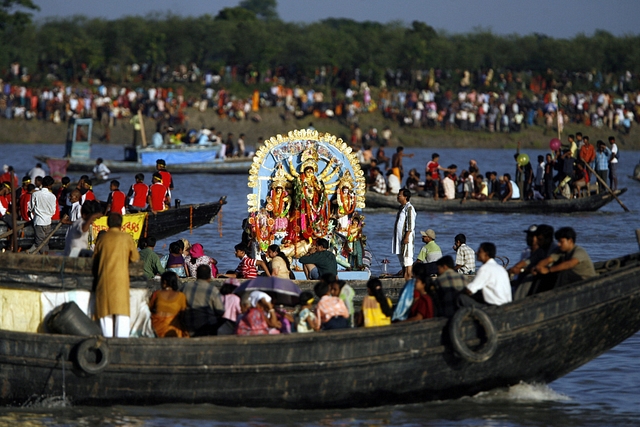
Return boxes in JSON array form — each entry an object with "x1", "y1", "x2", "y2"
[{"x1": 28, "y1": 176, "x2": 57, "y2": 255}]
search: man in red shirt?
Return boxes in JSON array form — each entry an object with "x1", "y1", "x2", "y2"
[
  {"x1": 230, "y1": 243, "x2": 269, "y2": 279},
  {"x1": 147, "y1": 173, "x2": 170, "y2": 214},
  {"x1": 81, "y1": 179, "x2": 97, "y2": 204},
  {"x1": 156, "y1": 159, "x2": 174, "y2": 195},
  {"x1": 126, "y1": 173, "x2": 148, "y2": 213},
  {"x1": 0, "y1": 182, "x2": 14, "y2": 227},
  {"x1": 19, "y1": 184, "x2": 35, "y2": 221},
  {"x1": 105, "y1": 180, "x2": 126, "y2": 215}
]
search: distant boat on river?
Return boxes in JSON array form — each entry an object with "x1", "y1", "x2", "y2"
[{"x1": 364, "y1": 188, "x2": 627, "y2": 213}]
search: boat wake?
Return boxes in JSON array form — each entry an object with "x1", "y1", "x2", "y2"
[
  {"x1": 472, "y1": 382, "x2": 571, "y2": 403},
  {"x1": 21, "y1": 395, "x2": 71, "y2": 408}
]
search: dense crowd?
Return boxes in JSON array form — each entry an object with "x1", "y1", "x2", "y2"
[{"x1": 1, "y1": 63, "x2": 639, "y2": 136}]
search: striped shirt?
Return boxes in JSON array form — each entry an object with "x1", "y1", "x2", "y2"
[
  {"x1": 236, "y1": 255, "x2": 258, "y2": 279},
  {"x1": 455, "y1": 243, "x2": 476, "y2": 274}
]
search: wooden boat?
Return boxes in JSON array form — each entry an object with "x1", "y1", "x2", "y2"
[
  {"x1": 36, "y1": 117, "x2": 252, "y2": 175},
  {"x1": 0, "y1": 198, "x2": 226, "y2": 251},
  {"x1": 37, "y1": 155, "x2": 253, "y2": 175},
  {"x1": 364, "y1": 188, "x2": 627, "y2": 213},
  {"x1": 0, "y1": 252, "x2": 638, "y2": 408}
]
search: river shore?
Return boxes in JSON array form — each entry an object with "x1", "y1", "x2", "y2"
[{"x1": 1, "y1": 108, "x2": 638, "y2": 152}]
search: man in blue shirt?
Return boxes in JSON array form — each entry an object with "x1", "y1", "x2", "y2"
[{"x1": 594, "y1": 140, "x2": 611, "y2": 184}]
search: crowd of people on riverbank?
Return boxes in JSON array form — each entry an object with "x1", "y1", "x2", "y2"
[{"x1": 1, "y1": 67, "x2": 638, "y2": 137}]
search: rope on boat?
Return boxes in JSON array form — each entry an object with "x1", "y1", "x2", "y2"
[
  {"x1": 143, "y1": 212, "x2": 149, "y2": 238},
  {"x1": 218, "y1": 205, "x2": 223, "y2": 237}
]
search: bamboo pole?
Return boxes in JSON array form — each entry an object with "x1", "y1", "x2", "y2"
[
  {"x1": 10, "y1": 172, "x2": 17, "y2": 252},
  {"x1": 583, "y1": 162, "x2": 630, "y2": 212},
  {"x1": 138, "y1": 110, "x2": 147, "y2": 148},
  {"x1": 27, "y1": 216, "x2": 67, "y2": 255}
]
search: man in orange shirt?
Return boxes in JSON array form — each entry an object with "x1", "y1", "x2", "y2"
[
  {"x1": 155, "y1": 159, "x2": 174, "y2": 196},
  {"x1": 579, "y1": 136, "x2": 596, "y2": 182}
]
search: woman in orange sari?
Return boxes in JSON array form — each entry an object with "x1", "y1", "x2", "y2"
[{"x1": 149, "y1": 271, "x2": 189, "y2": 338}]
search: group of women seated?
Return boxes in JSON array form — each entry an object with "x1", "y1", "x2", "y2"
[{"x1": 147, "y1": 267, "x2": 437, "y2": 338}]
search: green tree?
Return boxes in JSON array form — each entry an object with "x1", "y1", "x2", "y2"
[{"x1": 239, "y1": 0, "x2": 279, "y2": 21}]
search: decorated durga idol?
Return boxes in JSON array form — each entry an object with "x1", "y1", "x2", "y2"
[{"x1": 247, "y1": 129, "x2": 367, "y2": 270}]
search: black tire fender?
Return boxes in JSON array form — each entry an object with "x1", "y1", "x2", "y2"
[
  {"x1": 605, "y1": 258, "x2": 621, "y2": 271},
  {"x1": 75, "y1": 337, "x2": 109, "y2": 375},
  {"x1": 449, "y1": 307, "x2": 498, "y2": 363}
]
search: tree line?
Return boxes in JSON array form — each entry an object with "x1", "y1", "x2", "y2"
[{"x1": 1, "y1": 0, "x2": 640, "y2": 92}]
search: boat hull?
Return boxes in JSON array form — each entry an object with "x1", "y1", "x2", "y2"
[
  {"x1": 0, "y1": 200, "x2": 224, "y2": 251},
  {"x1": 1, "y1": 254, "x2": 639, "y2": 408},
  {"x1": 364, "y1": 189, "x2": 627, "y2": 213},
  {"x1": 36, "y1": 156, "x2": 252, "y2": 174}
]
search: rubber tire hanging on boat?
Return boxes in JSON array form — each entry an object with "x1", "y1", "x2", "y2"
[
  {"x1": 449, "y1": 307, "x2": 498, "y2": 363},
  {"x1": 75, "y1": 337, "x2": 109, "y2": 375}
]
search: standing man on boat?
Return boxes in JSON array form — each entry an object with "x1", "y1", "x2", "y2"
[
  {"x1": 393, "y1": 188, "x2": 416, "y2": 280},
  {"x1": 459, "y1": 242, "x2": 512, "y2": 307},
  {"x1": 28, "y1": 176, "x2": 57, "y2": 255},
  {"x1": 608, "y1": 136, "x2": 619, "y2": 191},
  {"x1": 155, "y1": 159, "x2": 174, "y2": 196},
  {"x1": 594, "y1": 141, "x2": 611, "y2": 185},
  {"x1": 93, "y1": 213, "x2": 140, "y2": 338}
]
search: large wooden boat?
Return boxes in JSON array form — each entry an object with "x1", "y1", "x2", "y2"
[
  {"x1": 364, "y1": 188, "x2": 627, "y2": 213},
  {"x1": 0, "y1": 252, "x2": 638, "y2": 408},
  {"x1": 0, "y1": 199, "x2": 226, "y2": 251}
]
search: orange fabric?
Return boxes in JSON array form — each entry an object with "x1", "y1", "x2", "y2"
[{"x1": 149, "y1": 290, "x2": 189, "y2": 338}]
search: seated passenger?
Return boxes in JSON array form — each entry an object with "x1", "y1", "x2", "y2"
[
  {"x1": 322, "y1": 273, "x2": 355, "y2": 327},
  {"x1": 433, "y1": 255, "x2": 467, "y2": 317},
  {"x1": 149, "y1": 271, "x2": 189, "y2": 338},
  {"x1": 295, "y1": 290, "x2": 319, "y2": 333},
  {"x1": 510, "y1": 224, "x2": 556, "y2": 299},
  {"x1": 160, "y1": 241, "x2": 189, "y2": 278},
  {"x1": 403, "y1": 270, "x2": 434, "y2": 322},
  {"x1": 182, "y1": 265, "x2": 224, "y2": 336},
  {"x1": 459, "y1": 242, "x2": 512, "y2": 307},
  {"x1": 391, "y1": 262, "x2": 424, "y2": 322},
  {"x1": 185, "y1": 242, "x2": 218, "y2": 278},
  {"x1": 532, "y1": 226, "x2": 596, "y2": 293},
  {"x1": 236, "y1": 291, "x2": 281, "y2": 335},
  {"x1": 357, "y1": 278, "x2": 393, "y2": 327},
  {"x1": 228, "y1": 243, "x2": 270, "y2": 279},
  {"x1": 314, "y1": 281, "x2": 350, "y2": 330},
  {"x1": 217, "y1": 279, "x2": 242, "y2": 335}
]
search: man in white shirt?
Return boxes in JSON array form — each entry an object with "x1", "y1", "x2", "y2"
[
  {"x1": 608, "y1": 136, "x2": 618, "y2": 191},
  {"x1": 28, "y1": 176, "x2": 57, "y2": 254},
  {"x1": 28, "y1": 163, "x2": 46, "y2": 183},
  {"x1": 459, "y1": 242, "x2": 512, "y2": 307},
  {"x1": 93, "y1": 158, "x2": 111, "y2": 180}
]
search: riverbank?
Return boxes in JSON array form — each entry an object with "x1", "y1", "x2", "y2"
[{"x1": 1, "y1": 108, "x2": 638, "y2": 151}]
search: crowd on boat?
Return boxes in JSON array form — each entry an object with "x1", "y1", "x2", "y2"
[
  {"x1": 362, "y1": 132, "x2": 621, "y2": 201},
  {"x1": 123, "y1": 215, "x2": 597, "y2": 338}
]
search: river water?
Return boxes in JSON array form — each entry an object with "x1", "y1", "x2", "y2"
[{"x1": 1, "y1": 141, "x2": 639, "y2": 426}]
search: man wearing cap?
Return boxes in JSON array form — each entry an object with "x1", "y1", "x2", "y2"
[
  {"x1": 148, "y1": 172, "x2": 170, "y2": 214},
  {"x1": 417, "y1": 229, "x2": 442, "y2": 264},
  {"x1": 155, "y1": 159, "x2": 174, "y2": 194}
]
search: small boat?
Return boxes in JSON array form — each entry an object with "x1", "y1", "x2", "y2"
[
  {"x1": 0, "y1": 251, "x2": 638, "y2": 408},
  {"x1": 364, "y1": 188, "x2": 627, "y2": 213},
  {"x1": 0, "y1": 198, "x2": 226, "y2": 251},
  {"x1": 37, "y1": 153, "x2": 252, "y2": 175},
  {"x1": 36, "y1": 118, "x2": 252, "y2": 175}
]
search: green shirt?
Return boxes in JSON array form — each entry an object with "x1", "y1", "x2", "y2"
[
  {"x1": 299, "y1": 250, "x2": 337, "y2": 277},
  {"x1": 417, "y1": 240, "x2": 443, "y2": 263},
  {"x1": 139, "y1": 247, "x2": 165, "y2": 279}
]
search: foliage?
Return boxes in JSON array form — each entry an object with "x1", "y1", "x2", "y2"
[{"x1": 2, "y1": 4, "x2": 640, "y2": 92}]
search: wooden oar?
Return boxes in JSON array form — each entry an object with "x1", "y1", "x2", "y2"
[
  {"x1": 0, "y1": 223, "x2": 25, "y2": 240},
  {"x1": 583, "y1": 163, "x2": 630, "y2": 212},
  {"x1": 636, "y1": 229, "x2": 640, "y2": 251},
  {"x1": 27, "y1": 216, "x2": 68, "y2": 254}
]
